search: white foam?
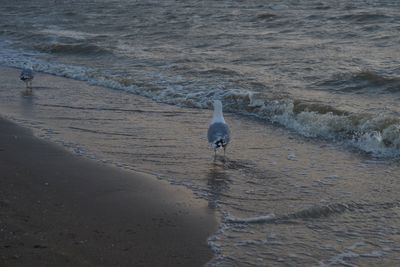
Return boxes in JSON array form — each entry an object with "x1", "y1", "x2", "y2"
[
  {"x1": 225, "y1": 213, "x2": 275, "y2": 224},
  {"x1": 2, "y1": 41, "x2": 400, "y2": 158},
  {"x1": 319, "y1": 251, "x2": 360, "y2": 267},
  {"x1": 352, "y1": 130, "x2": 400, "y2": 158},
  {"x1": 361, "y1": 251, "x2": 384, "y2": 258},
  {"x1": 39, "y1": 28, "x2": 102, "y2": 40},
  {"x1": 287, "y1": 152, "x2": 297, "y2": 161}
]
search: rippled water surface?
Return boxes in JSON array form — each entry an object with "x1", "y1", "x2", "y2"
[
  {"x1": 1, "y1": 0, "x2": 400, "y2": 156},
  {"x1": 1, "y1": 0, "x2": 400, "y2": 265}
]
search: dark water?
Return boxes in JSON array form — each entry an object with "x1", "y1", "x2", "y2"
[{"x1": 1, "y1": 1, "x2": 400, "y2": 266}]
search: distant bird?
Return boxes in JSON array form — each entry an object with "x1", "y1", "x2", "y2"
[
  {"x1": 208, "y1": 100, "x2": 231, "y2": 157},
  {"x1": 20, "y1": 66, "x2": 34, "y2": 91}
]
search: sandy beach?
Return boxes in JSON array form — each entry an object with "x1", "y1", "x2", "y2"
[{"x1": 0, "y1": 117, "x2": 216, "y2": 266}]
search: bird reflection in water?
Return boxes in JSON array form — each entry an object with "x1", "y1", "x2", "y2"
[
  {"x1": 206, "y1": 164, "x2": 231, "y2": 209},
  {"x1": 19, "y1": 91, "x2": 35, "y2": 118}
]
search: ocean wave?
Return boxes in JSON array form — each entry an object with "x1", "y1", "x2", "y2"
[
  {"x1": 195, "y1": 89, "x2": 400, "y2": 158},
  {"x1": 37, "y1": 42, "x2": 112, "y2": 56},
  {"x1": 39, "y1": 29, "x2": 102, "y2": 40},
  {"x1": 225, "y1": 204, "x2": 350, "y2": 225},
  {"x1": 2, "y1": 49, "x2": 400, "y2": 158},
  {"x1": 333, "y1": 12, "x2": 391, "y2": 23},
  {"x1": 226, "y1": 214, "x2": 275, "y2": 224},
  {"x1": 254, "y1": 13, "x2": 278, "y2": 21},
  {"x1": 225, "y1": 201, "x2": 400, "y2": 224},
  {"x1": 317, "y1": 70, "x2": 400, "y2": 93},
  {"x1": 195, "y1": 67, "x2": 241, "y2": 77}
]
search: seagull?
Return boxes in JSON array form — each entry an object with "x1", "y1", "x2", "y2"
[
  {"x1": 20, "y1": 65, "x2": 34, "y2": 91},
  {"x1": 208, "y1": 100, "x2": 231, "y2": 157}
]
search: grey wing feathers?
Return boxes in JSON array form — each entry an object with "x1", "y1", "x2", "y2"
[
  {"x1": 20, "y1": 69, "x2": 34, "y2": 81},
  {"x1": 208, "y1": 122, "x2": 230, "y2": 148}
]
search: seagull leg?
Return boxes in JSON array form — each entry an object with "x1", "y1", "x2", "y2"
[{"x1": 24, "y1": 81, "x2": 30, "y2": 94}]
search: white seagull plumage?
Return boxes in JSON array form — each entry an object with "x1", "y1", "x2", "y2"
[{"x1": 208, "y1": 100, "x2": 231, "y2": 156}]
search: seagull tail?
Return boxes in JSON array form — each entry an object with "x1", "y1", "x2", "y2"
[{"x1": 213, "y1": 137, "x2": 228, "y2": 149}]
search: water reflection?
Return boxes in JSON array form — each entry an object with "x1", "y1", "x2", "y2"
[
  {"x1": 19, "y1": 90, "x2": 34, "y2": 117},
  {"x1": 206, "y1": 163, "x2": 230, "y2": 209},
  {"x1": 20, "y1": 89, "x2": 33, "y2": 97}
]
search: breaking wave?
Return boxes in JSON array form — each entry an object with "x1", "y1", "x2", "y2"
[
  {"x1": 317, "y1": 70, "x2": 400, "y2": 93},
  {"x1": 2, "y1": 45, "x2": 400, "y2": 158},
  {"x1": 225, "y1": 201, "x2": 400, "y2": 224},
  {"x1": 37, "y1": 42, "x2": 112, "y2": 56}
]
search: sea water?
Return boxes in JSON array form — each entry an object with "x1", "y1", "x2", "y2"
[{"x1": 1, "y1": 1, "x2": 400, "y2": 265}]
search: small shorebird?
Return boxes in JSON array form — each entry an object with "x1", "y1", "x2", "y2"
[
  {"x1": 208, "y1": 100, "x2": 231, "y2": 158},
  {"x1": 20, "y1": 66, "x2": 34, "y2": 91}
]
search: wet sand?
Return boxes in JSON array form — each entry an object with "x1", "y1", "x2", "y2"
[{"x1": 0, "y1": 118, "x2": 216, "y2": 266}]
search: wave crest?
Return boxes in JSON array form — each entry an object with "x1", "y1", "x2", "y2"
[
  {"x1": 225, "y1": 201, "x2": 400, "y2": 224},
  {"x1": 334, "y1": 13, "x2": 391, "y2": 23},
  {"x1": 2, "y1": 49, "x2": 400, "y2": 158},
  {"x1": 318, "y1": 70, "x2": 400, "y2": 93},
  {"x1": 38, "y1": 43, "x2": 112, "y2": 56},
  {"x1": 209, "y1": 90, "x2": 400, "y2": 157}
]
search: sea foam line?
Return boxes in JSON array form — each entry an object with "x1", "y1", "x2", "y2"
[{"x1": 2, "y1": 43, "x2": 400, "y2": 158}]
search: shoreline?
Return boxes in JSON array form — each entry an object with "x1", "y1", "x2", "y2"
[{"x1": 0, "y1": 117, "x2": 217, "y2": 266}]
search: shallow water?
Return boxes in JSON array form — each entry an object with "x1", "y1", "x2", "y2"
[{"x1": 1, "y1": 67, "x2": 400, "y2": 266}]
